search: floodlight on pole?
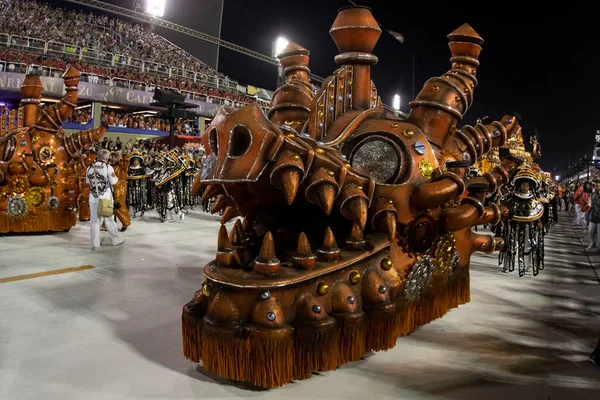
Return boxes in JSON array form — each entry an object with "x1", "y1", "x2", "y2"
[
  {"x1": 555, "y1": 175, "x2": 560, "y2": 181},
  {"x1": 146, "y1": 0, "x2": 166, "y2": 17},
  {"x1": 273, "y1": 36, "x2": 289, "y2": 57},
  {"x1": 392, "y1": 94, "x2": 401, "y2": 111}
]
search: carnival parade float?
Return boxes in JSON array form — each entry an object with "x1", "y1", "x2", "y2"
[
  {"x1": 182, "y1": 5, "x2": 531, "y2": 388},
  {"x1": 0, "y1": 67, "x2": 107, "y2": 233}
]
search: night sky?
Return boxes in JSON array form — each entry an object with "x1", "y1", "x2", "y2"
[
  {"x1": 216, "y1": 0, "x2": 599, "y2": 177},
  {"x1": 55, "y1": 1, "x2": 600, "y2": 176}
]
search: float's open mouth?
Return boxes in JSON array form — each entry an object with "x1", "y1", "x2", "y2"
[{"x1": 200, "y1": 140, "x2": 396, "y2": 277}]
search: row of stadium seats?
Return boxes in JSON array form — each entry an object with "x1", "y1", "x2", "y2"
[
  {"x1": 0, "y1": 0, "x2": 239, "y2": 92},
  {"x1": 0, "y1": 48, "x2": 270, "y2": 112}
]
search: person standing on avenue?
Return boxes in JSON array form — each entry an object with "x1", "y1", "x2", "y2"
[{"x1": 86, "y1": 149, "x2": 124, "y2": 249}]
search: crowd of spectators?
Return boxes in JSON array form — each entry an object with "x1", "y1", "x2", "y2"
[
  {"x1": 0, "y1": 0, "x2": 262, "y2": 105},
  {"x1": 67, "y1": 107, "x2": 200, "y2": 135},
  {"x1": 0, "y1": 0, "x2": 221, "y2": 78},
  {"x1": 0, "y1": 47, "x2": 259, "y2": 106}
]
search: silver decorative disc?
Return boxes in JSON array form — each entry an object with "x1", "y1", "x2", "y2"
[
  {"x1": 47, "y1": 195, "x2": 60, "y2": 210},
  {"x1": 8, "y1": 196, "x2": 28, "y2": 219},
  {"x1": 404, "y1": 255, "x2": 433, "y2": 302}
]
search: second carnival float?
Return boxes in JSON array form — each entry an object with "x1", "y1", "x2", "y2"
[{"x1": 0, "y1": 4, "x2": 558, "y2": 390}]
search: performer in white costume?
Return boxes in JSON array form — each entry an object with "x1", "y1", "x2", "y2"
[{"x1": 86, "y1": 149, "x2": 124, "y2": 249}]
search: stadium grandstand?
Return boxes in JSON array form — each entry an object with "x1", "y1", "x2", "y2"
[{"x1": 0, "y1": 0, "x2": 274, "y2": 140}]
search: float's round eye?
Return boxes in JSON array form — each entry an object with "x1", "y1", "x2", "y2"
[{"x1": 350, "y1": 137, "x2": 401, "y2": 183}]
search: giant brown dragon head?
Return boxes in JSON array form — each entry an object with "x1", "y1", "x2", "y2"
[{"x1": 184, "y1": 5, "x2": 525, "y2": 389}]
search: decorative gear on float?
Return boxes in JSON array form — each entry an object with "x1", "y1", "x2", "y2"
[
  {"x1": 7, "y1": 196, "x2": 28, "y2": 219},
  {"x1": 25, "y1": 186, "x2": 45, "y2": 208},
  {"x1": 46, "y1": 195, "x2": 59, "y2": 210},
  {"x1": 11, "y1": 175, "x2": 29, "y2": 194},
  {"x1": 404, "y1": 255, "x2": 433, "y2": 303},
  {"x1": 37, "y1": 145, "x2": 55, "y2": 164},
  {"x1": 419, "y1": 159, "x2": 434, "y2": 179},
  {"x1": 433, "y1": 232, "x2": 456, "y2": 279}
]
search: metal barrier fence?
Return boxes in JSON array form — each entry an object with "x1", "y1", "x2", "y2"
[
  {"x1": 0, "y1": 59, "x2": 270, "y2": 114},
  {"x1": 0, "y1": 33, "x2": 241, "y2": 92}
]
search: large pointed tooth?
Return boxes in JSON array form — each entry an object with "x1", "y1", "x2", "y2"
[
  {"x1": 270, "y1": 151, "x2": 305, "y2": 205},
  {"x1": 231, "y1": 219, "x2": 245, "y2": 244},
  {"x1": 314, "y1": 184, "x2": 335, "y2": 215},
  {"x1": 253, "y1": 232, "x2": 280, "y2": 275},
  {"x1": 242, "y1": 216, "x2": 252, "y2": 233},
  {"x1": 323, "y1": 227, "x2": 337, "y2": 249},
  {"x1": 217, "y1": 224, "x2": 232, "y2": 251},
  {"x1": 279, "y1": 168, "x2": 301, "y2": 205},
  {"x1": 346, "y1": 222, "x2": 366, "y2": 250},
  {"x1": 258, "y1": 232, "x2": 276, "y2": 260},
  {"x1": 210, "y1": 195, "x2": 229, "y2": 214},
  {"x1": 229, "y1": 222, "x2": 242, "y2": 246},
  {"x1": 379, "y1": 211, "x2": 397, "y2": 241},
  {"x1": 371, "y1": 198, "x2": 399, "y2": 242},
  {"x1": 338, "y1": 183, "x2": 369, "y2": 229},
  {"x1": 216, "y1": 224, "x2": 241, "y2": 267},
  {"x1": 293, "y1": 232, "x2": 316, "y2": 270},
  {"x1": 342, "y1": 197, "x2": 368, "y2": 230},
  {"x1": 221, "y1": 206, "x2": 241, "y2": 224},
  {"x1": 296, "y1": 232, "x2": 312, "y2": 255},
  {"x1": 349, "y1": 222, "x2": 363, "y2": 241},
  {"x1": 318, "y1": 227, "x2": 341, "y2": 262},
  {"x1": 202, "y1": 184, "x2": 222, "y2": 201}
]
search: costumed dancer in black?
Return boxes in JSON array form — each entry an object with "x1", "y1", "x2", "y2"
[
  {"x1": 497, "y1": 164, "x2": 545, "y2": 276},
  {"x1": 537, "y1": 173, "x2": 556, "y2": 234},
  {"x1": 154, "y1": 149, "x2": 185, "y2": 223},
  {"x1": 126, "y1": 150, "x2": 150, "y2": 218},
  {"x1": 179, "y1": 151, "x2": 200, "y2": 212}
]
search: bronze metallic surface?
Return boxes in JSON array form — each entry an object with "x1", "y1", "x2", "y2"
[
  {"x1": 182, "y1": 6, "x2": 526, "y2": 388},
  {"x1": 0, "y1": 68, "x2": 106, "y2": 233}
]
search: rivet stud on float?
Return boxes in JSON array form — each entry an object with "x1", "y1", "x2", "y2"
[
  {"x1": 316, "y1": 281, "x2": 329, "y2": 295},
  {"x1": 202, "y1": 282, "x2": 212, "y2": 297},
  {"x1": 349, "y1": 270, "x2": 361, "y2": 285},
  {"x1": 380, "y1": 258, "x2": 393, "y2": 271}
]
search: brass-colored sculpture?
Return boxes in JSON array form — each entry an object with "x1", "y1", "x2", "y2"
[
  {"x1": 183, "y1": 6, "x2": 524, "y2": 388},
  {"x1": 0, "y1": 67, "x2": 107, "y2": 233}
]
